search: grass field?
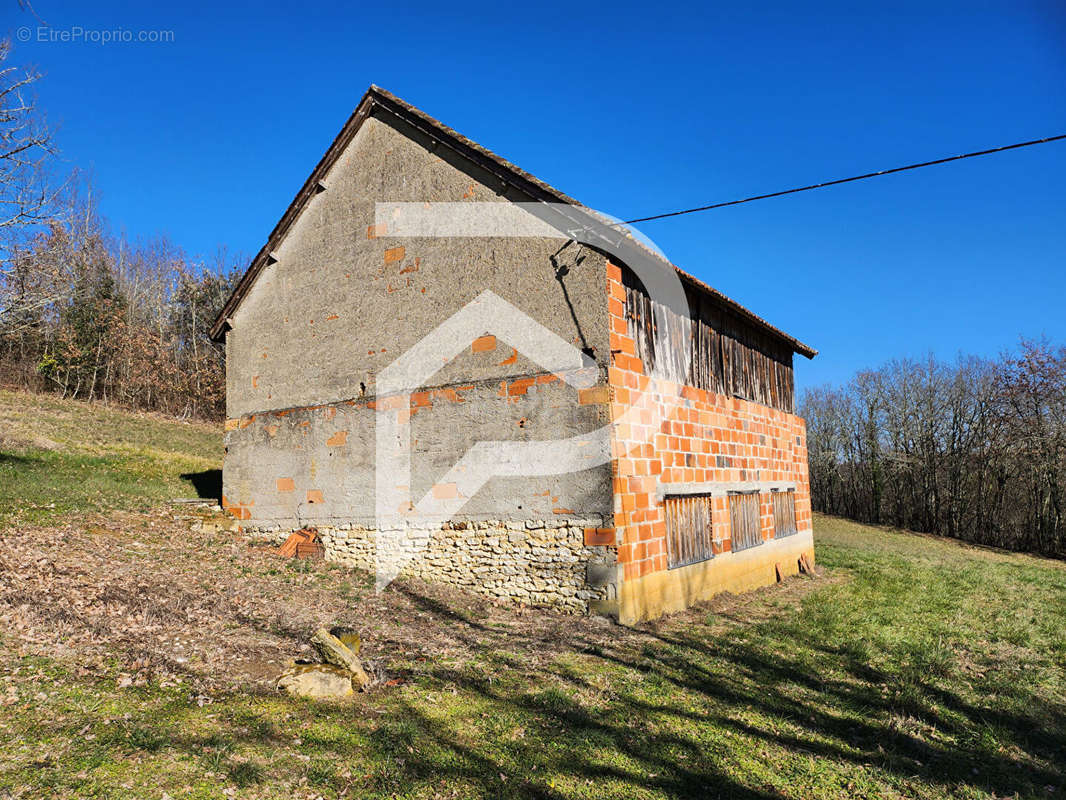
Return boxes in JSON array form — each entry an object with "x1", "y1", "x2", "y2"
[
  {"x1": 0, "y1": 389, "x2": 221, "y2": 523},
  {"x1": 1, "y1": 391, "x2": 1064, "y2": 799}
]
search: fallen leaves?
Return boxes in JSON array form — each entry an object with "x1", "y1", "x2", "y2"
[{"x1": 0, "y1": 507, "x2": 662, "y2": 696}]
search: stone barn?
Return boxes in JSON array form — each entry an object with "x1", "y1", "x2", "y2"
[{"x1": 210, "y1": 86, "x2": 817, "y2": 623}]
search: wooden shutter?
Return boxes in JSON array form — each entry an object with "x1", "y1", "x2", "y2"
[
  {"x1": 728, "y1": 491, "x2": 762, "y2": 552},
  {"x1": 663, "y1": 494, "x2": 714, "y2": 569},
  {"x1": 773, "y1": 490, "x2": 797, "y2": 538}
]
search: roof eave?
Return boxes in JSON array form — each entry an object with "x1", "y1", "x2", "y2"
[
  {"x1": 210, "y1": 86, "x2": 817, "y2": 361},
  {"x1": 209, "y1": 92, "x2": 380, "y2": 341},
  {"x1": 673, "y1": 269, "x2": 817, "y2": 359}
]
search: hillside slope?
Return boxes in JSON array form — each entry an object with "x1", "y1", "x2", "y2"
[
  {"x1": 0, "y1": 389, "x2": 221, "y2": 523},
  {"x1": 0, "y1": 390, "x2": 1064, "y2": 799}
]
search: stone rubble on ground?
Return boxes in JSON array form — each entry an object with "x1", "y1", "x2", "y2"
[
  {"x1": 275, "y1": 664, "x2": 355, "y2": 699},
  {"x1": 275, "y1": 626, "x2": 372, "y2": 699},
  {"x1": 310, "y1": 627, "x2": 370, "y2": 689}
]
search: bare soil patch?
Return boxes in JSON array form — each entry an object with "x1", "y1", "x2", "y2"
[{"x1": 0, "y1": 509, "x2": 826, "y2": 692}]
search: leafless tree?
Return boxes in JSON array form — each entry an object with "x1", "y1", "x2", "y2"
[
  {"x1": 802, "y1": 343, "x2": 1066, "y2": 556},
  {"x1": 0, "y1": 38, "x2": 69, "y2": 335},
  {"x1": 0, "y1": 39, "x2": 58, "y2": 258}
]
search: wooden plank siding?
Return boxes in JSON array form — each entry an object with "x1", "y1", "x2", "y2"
[
  {"x1": 728, "y1": 492, "x2": 763, "y2": 552},
  {"x1": 663, "y1": 494, "x2": 715, "y2": 568},
  {"x1": 773, "y1": 489, "x2": 798, "y2": 538},
  {"x1": 622, "y1": 267, "x2": 795, "y2": 413}
]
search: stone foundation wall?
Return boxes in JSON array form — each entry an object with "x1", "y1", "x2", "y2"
[{"x1": 245, "y1": 517, "x2": 618, "y2": 613}]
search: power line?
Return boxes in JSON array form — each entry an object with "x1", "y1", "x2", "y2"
[{"x1": 619, "y1": 133, "x2": 1066, "y2": 225}]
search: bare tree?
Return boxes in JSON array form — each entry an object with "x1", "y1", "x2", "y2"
[
  {"x1": 0, "y1": 38, "x2": 66, "y2": 333},
  {"x1": 0, "y1": 40, "x2": 57, "y2": 249},
  {"x1": 0, "y1": 40, "x2": 239, "y2": 419},
  {"x1": 801, "y1": 343, "x2": 1066, "y2": 557}
]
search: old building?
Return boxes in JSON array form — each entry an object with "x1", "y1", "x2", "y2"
[{"x1": 210, "y1": 86, "x2": 817, "y2": 623}]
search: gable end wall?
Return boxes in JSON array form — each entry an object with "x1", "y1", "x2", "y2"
[{"x1": 222, "y1": 111, "x2": 619, "y2": 611}]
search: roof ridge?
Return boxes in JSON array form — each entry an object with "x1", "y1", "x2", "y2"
[{"x1": 209, "y1": 85, "x2": 816, "y2": 359}]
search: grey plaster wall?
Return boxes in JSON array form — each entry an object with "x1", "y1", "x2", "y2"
[
  {"x1": 225, "y1": 111, "x2": 610, "y2": 418},
  {"x1": 224, "y1": 377, "x2": 611, "y2": 524},
  {"x1": 223, "y1": 108, "x2": 614, "y2": 530}
]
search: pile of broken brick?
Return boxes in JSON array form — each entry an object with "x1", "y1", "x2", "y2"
[{"x1": 276, "y1": 528, "x2": 323, "y2": 559}]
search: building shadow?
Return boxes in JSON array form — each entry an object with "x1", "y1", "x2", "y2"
[{"x1": 180, "y1": 469, "x2": 222, "y2": 502}]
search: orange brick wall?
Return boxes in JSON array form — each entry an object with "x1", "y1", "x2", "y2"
[{"x1": 605, "y1": 261, "x2": 813, "y2": 584}]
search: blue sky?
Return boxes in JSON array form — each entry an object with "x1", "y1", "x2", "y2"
[{"x1": 5, "y1": 0, "x2": 1065, "y2": 395}]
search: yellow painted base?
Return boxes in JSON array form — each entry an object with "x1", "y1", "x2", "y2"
[{"x1": 618, "y1": 530, "x2": 815, "y2": 624}]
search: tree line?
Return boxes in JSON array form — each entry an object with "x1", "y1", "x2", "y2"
[
  {"x1": 0, "y1": 40, "x2": 238, "y2": 420},
  {"x1": 6, "y1": 37, "x2": 1065, "y2": 554},
  {"x1": 801, "y1": 340, "x2": 1066, "y2": 557}
]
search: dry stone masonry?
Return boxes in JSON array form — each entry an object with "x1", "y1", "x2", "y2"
[{"x1": 246, "y1": 516, "x2": 618, "y2": 612}]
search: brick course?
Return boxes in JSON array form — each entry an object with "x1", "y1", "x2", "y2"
[{"x1": 605, "y1": 261, "x2": 813, "y2": 595}]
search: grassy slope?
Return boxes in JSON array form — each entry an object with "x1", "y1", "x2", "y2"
[
  {"x1": 0, "y1": 389, "x2": 221, "y2": 522},
  {"x1": 1, "y1": 391, "x2": 1064, "y2": 799}
]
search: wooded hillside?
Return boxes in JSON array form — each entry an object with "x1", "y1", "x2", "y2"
[
  {"x1": 802, "y1": 339, "x2": 1066, "y2": 556},
  {"x1": 0, "y1": 41, "x2": 237, "y2": 420}
]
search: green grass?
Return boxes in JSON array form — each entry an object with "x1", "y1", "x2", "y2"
[
  {"x1": 0, "y1": 391, "x2": 1064, "y2": 798},
  {"x1": 0, "y1": 389, "x2": 221, "y2": 522},
  {"x1": 2, "y1": 516, "x2": 1064, "y2": 799}
]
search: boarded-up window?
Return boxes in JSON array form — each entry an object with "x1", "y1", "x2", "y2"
[
  {"x1": 622, "y1": 267, "x2": 795, "y2": 413},
  {"x1": 728, "y1": 491, "x2": 762, "y2": 552},
  {"x1": 773, "y1": 489, "x2": 797, "y2": 538},
  {"x1": 663, "y1": 494, "x2": 714, "y2": 569}
]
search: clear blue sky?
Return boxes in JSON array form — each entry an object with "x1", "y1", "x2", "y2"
[{"x1": 6, "y1": 0, "x2": 1065, "y2": 395}]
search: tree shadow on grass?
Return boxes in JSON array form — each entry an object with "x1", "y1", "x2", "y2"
[
  {"x1": 353, "y1": 580, "x2": 1066, "y2": 799},
  {"x1": 14, "y1": 601, "x2": 1066, "y2": 800},
  {"x1": 588, "y1": 625, "x2": 1066, "y2": 798},
  {"x1": 0, "y1": 451, "x2": 37, "y2": 465},
  {"x1": 8, "y1": 568, "x2": 1065, "y2": 799}
]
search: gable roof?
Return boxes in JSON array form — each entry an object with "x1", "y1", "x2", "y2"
[{"x1": 209, "y1": 86, "x2": 816, "y2": 359}]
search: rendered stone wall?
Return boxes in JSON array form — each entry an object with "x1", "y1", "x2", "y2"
[
  {"x1": 222, "y1": 375, "x2": 612, "y2": 526},
  {"x1": 221, "y1": 107, "x2": 619, "y2": 613},
  {"x1": 224, "y1": 112, "x2": 609, "y2": 420}
]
